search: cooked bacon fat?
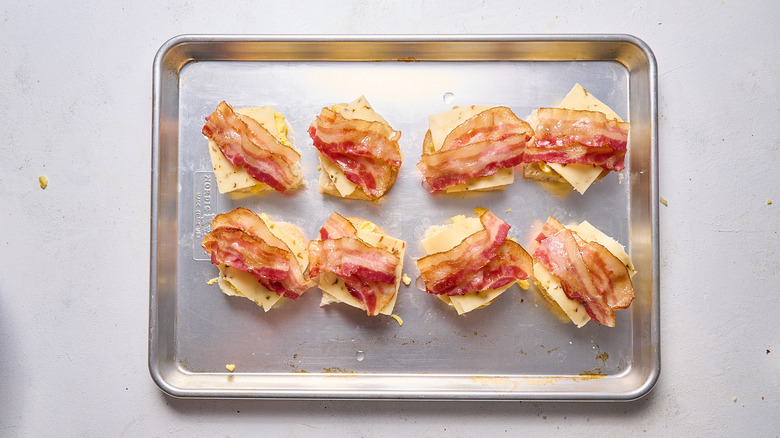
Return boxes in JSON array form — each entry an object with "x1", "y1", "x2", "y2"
[
  {"x1": 418, "y1": 107, "x2": 533, "y2": 191},
  {"x1": 417, "y1": 210, "x2": 532, "y2": 296},
  {"x1": 202, "y1": 102, "x2": 301, "y2": 192},
  {"x1": 309, "y1": 107, "x2": 402, "y2": 199},
  {"x1": 525, "y1": 108, "x2": 629, "y2": 171},
  {"x1": 533, "y1": 216, "x2": 635, "y2": 326},
  {"x1": 201, "y1": 208, "x2": 313, "y2": 299}
]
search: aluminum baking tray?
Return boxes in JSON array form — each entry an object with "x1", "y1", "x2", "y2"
[{"x1": 150, "y1": 35, "x2": 659, "y2": 400}]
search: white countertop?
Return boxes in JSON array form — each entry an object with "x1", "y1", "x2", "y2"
[{"x1": 1, "y1": 1, "x2": 778, "y2": 436}]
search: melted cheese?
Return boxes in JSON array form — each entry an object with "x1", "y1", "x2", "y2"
[
  {"x1": 319, "y1": 96, "x2": 386, "y2": 197},
  {"x1": 428, "y1": 105, "x2": 514, "y2": 193},
  {"x1": 208, "y1": 106, "x2": 287, "y2": 194},
  {"x1": 214, "y1": 214, "x2": 308, "y2": 312},
  {"x1": 420, "y1": 215, "x2": 513, "y2": 315},
  {"x1": 538, "y1": 84, "x2": 625, "y2": 194},
  {"x1": 318, "y1": 218, "x2": 405, "y2": 315},
  {"x1": 535, "y1": 220, "x2": 635, "y2": 327}
]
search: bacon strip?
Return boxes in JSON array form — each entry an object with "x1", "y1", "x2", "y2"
[
  {"x1": 433, "y1": 240, "x2": 533, "y2": 296},
  {"x1": 308, "y1": 237, "x2": 399, "y2": 285},
  {"x1": 202, "y1": 209, "x2": 313, "y2": 300},
  {"x1": 202, "y1": 101, "x2": 300, "y2": 192},
  {"x1": 202, "y1": 228, "x2": 291, "y2": 282},
  {"x1": 524, "y1": 108, "x2": 629, "y2": 171},
  {"x1": 533, "y1": 228, "x2": 616, "y2": 327},
  {"x1": 417, "y1": 210, "x2": 512, "y2": 295},
  {"x1": 309, "y1": 107, "x2": 402, "y2": 199},
  {"x1": 417, "y1": 107, "x2": 533, "y2": 191},
  {"x1": 341, "y1": 274, "x2": 397, "y2": 317},
  {"x1": 578, "y1": 242, "x2": 634, "y2": 310},
  {"x1": 319, "y1": 211, "x2": 358, "y2": 240},
  {"x1": 535, "y1": 216, "x2": 635, "y2": 313}
]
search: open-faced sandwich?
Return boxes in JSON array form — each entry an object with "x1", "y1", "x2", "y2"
[
  {"x1": 532, "y1": 216, "x2": 636, "y2": 327},
  {"x1": 523, "y1": 84, "x2": 630, "y2": 194},
  {"x1": 308, "y1": 212, "x2": 406, "y2": 316},
  {"x1": 417, "y1": 208, "x2": 533, "y2": 315},
  {"x1": 202, "y1": 102, "x2": 304, "y2": 195},
  {"x1": 417, "y1": 106, "x2": 534, "y2": 193},
  {"x1": 308, "y1": 96, "x2": 402, "y2": 201},
  {"x1": 201, "y1": 207, "x2": 313, "y2": 311}
]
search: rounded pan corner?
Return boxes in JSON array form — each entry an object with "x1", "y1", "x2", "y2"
[
  {"x1": 618, "y1": 358, "x2": 661, "y2": 402},
  {"x1": 148, "y1": 357, "x2": 191, "y2": 399}
]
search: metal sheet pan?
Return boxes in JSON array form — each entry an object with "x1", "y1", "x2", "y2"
[{"x1": 150, "y1": 35, "x2": 659, "y2": 400}]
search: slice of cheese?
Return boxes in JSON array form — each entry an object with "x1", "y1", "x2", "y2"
[
  {"x1": 208, "y1": 106, "x2": 282, "y2": 194},
  {"x1": 427, "y1": 105, "x2": 514, "y2": 193},
  {"x1": 319, "y1": 96, "x2": 386, "y2": 197},
  {"x1": 429, "y1": 105, "x2": 491, "y2": 151},
  {"x1": 318, "y1": 219, "x2": 406, "y2": 315},
  {"x1": 537, "y1": 84, "x2": 625, "y2": 194},
  {"x1": 214, "y1": 214, "x2": 309, "y2": 312},
  {"x1": 534, "y1": 220, "x2": 635, "y2": 327},
  {"x1": 533, "y1": 262, "x2": 590, "y2": 328},
  {"x1": 420, "y1": 215, "x2": 514, "y2": 315}
]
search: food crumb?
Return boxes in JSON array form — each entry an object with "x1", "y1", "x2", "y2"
[
  {"x1": 402, "y1": 274, "x2": 411, "y2": 286},
  {"x1": 390, "y1": 314, "x2": 404, "y2": 326},
  {"x1": 39, "y1": 176, "x2": 48, "y2": 189},
  {"x1": 505, "y1": 208, "x2": 512, "y2": 213},
  {"x1": 225, "y1": 364, "x2": 235, "y2": 372},
  {"x1": 207, "y1": 277, "x2": 218, "y2": 285},
  {"x1": 659, "y1": 196, "x2": 668, "y2": 206},
  {"x1": 768, "y1": 200, "x2": 773, "y2": 205},
  {"x1": 732, "y1": 397, "x2": 737, "y2": 402},
  {"x1": 767, "y1": 349, "x2": 771, "y2": 354}
]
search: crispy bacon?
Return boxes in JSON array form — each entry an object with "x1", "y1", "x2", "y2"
[
  {"x1": 533, "y1": 228, "x2": 616, "y2": 327},
  {"x1": 417, "y1": 210, "x2": 513, "y2": 295},
  {"x1": 524, "y1": 108, "x2": 629, "y2": 171},
  {"x1": 202, "y1": 209, "x2": 313, "y2": 299},
  {"x1": 309, "y1": 107, "x2": 402, "y2": 199},
  {"x1": 432, "y1": 240, "x2": 533, "y2": 296},
  {"x1": 202, "y1": 101, "x2": 300, "y2": 192},
  {"x1": 308, "y1": 237, "x2": 398, "y2": 285},
  {"x1": 319, "y1": 211, "x2": 358, "y2": 240},
  {"x1": 417, "y1": 107, "x2": 533, "y2": 191}
]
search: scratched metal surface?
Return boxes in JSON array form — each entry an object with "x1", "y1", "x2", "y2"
[{"x1": 150, "y1": 35, "x2": 659, "y2": 399}]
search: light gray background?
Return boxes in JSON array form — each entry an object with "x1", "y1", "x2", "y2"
[{"x1": 1, "y1": 1, "x2": 778, "y2": 436}]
